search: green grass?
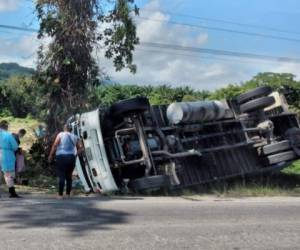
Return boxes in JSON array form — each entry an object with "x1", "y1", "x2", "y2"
[
  {"x1": 282, "y1": 160, "x2": 300, "y2": 175},
  {"x1": 0, "y1": 115, "x2": 41, "y2": 150},
  {"x1": 180, "y1": 173, "x2": 300, "y2": 198},
  {"x1": 210, "y1": 183, "x2": 300, "y2": 197},
  {"x1": 179, "y1": 159, "x2": 300, "y2": 198}
]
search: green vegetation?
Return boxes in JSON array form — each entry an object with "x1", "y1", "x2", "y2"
[
  {"x1": 179, "y1": 160, "x2": 300, "y2": 198},
  {"x1": 180, "y1": 170, "x2": 300, "y2": 198},
  {"x1": 283, "y1": 160, "x2": 300, "y2": 175},
  {"x1": 1, "y1": 63, "x2": 299, "y2": 121},
  {"x1": 0, "y1": 115, "x2": 41, "y2": 150},
  {"x1": 0, "y1": 63, "x2": 34, "y2": 81}
]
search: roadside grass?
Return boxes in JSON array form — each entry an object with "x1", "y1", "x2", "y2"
[
  {"x1": 0, "y1": 115, "x2": 41, "y2": 150},
  {"x1": 179, "y1": 161, "x2": 300, "y2": 198},
  {"x1": 282, "y1": 159, "x2": 300, "y2": 175}
]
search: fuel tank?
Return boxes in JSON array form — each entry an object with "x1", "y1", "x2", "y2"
[{"x1": 166, "y1": 100, "x2": 226, "y2": 124}]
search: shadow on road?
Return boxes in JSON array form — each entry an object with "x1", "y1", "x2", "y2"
[{"x1": 0, "y1": 196, "x2": 134, "y2": 236}]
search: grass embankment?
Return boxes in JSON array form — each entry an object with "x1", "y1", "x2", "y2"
[
  {"x1": 1, "y1": 115, "x2": 40, "y2": 150},
  {"x1": 181, "y1": 160, "x2": 300, "y2": 198},
  {"x1": 0, "y1": 116, "x2": 57, "y2": 194}
]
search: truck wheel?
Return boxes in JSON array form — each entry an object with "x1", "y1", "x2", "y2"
[
  {"x1": 128, "y1": 175, "x2": 171, "y2": 192},
  {"x1": 264, "y1": 150, "x2": 297, "y2": 165},
  {"x1": 240, "y1": 96, "x2": 275, "y2": 113},
  {"x1": 237, "y1": 86, "x2": 272, "y2": 104},
  {"x1": 261, "y1": 140, "x2": 291, "y2": 155},
  {"x1": 285, "y1": 127, "x2": 300, "y2": 143},
  {"x1": 284, "y1": 127, "x2": 300, "y2": 156},
  {"x1": 110, "y1": 97, "x2": 150, "y2": 118}
]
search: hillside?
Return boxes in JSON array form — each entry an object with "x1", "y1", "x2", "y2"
[{"x1": 0, "y1": 63, "x2": 35, "y2": 81}]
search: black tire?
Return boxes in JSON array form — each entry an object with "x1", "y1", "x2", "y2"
[
  {"x1": 237, "y1": 86, "x2": 272, "y2": 104},
  {"x1": 264, "y1": 150, "x2": 297, "y2": 165},
  {"x1": 128, "y1": 175, "x2": 171, "y2": 191},
  {"x1": 262, "y1": 140, "x2": 291, "y2": 155},
  {"x1": 240, "y1": 96, "x2": 275, "y2": 113},
  {"x1": 110, "y1": 97, "x2": 150, "y2": 118},
  {"x1": 285, "y1": 127, "x2": 300, "y2": 140}
]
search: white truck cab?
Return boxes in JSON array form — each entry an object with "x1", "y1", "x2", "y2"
[{"x1": 73, "y1": 109, "x2": 118, "y2": 193}]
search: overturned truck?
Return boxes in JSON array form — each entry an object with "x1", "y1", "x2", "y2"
[{"x1": 69, "y1": 86, "x2": 300, "y2": 193}]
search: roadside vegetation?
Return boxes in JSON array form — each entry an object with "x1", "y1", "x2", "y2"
[{"x1": 180, "y1": 161, "x2": 300, "y2": 198}]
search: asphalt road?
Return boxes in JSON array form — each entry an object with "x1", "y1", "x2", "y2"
[{"x1": 0, "y1": 195, "x2": 299, "y2": 250}]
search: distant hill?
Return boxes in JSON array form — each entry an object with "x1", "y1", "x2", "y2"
[{"x1": 0, "y1": 63, "x2": 35, "y2": 81}]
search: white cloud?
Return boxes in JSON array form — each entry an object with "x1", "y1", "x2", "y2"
[
  {"x1": 272, "y1": 62, "x2": 300, "y2": 80},
  {"x1": 0, "y1": 0, "x2": 21, "y2": 12},
  {"x1": 97, "y1": 0, "x2": 260, "y2": 90},
  {"x1": 101, "y1": 0, "x2": 238, "y2": 90},
  {"x1": 100, "y1": 0, "x2": 300, "y2": 90},
  {"x1": 0, "y1": 34, "x2": 39, "y2": 67},
  {"x1": 2, "y1": 0, "x2": 299, "y2": 90}
]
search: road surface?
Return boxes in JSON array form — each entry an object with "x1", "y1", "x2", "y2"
[{"x1": 0, "y1": 195, "x2": 299, "y2": 250}]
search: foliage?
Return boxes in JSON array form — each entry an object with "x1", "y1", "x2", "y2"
[
  {"x1": 88, "y1": 84, "x2": 151, "y2": 107},
  {"x1": 1, "y1": 61, "x2": 300, "y2": 119},
  {"x1": 27, "y1": 138, "x2": 55, "y2": 177},
  {"x1": 88, "y1": 84, "x2": 211, "y2": 108},
  {"x1": 282, "y1": 160, "x2": 300, "y2": 175},
  {"x1": 0, "y1": 76, "x2": 44, "y2": 118},
  {"x1": 35, "y1": 0, "x2": 139, "y2": 133},
  {"x1": 209, "y1": 72, "x2": 300, "y2": 109},
  {"x1": 88, "y1": 72, "x2": 300, "y2": 109}
]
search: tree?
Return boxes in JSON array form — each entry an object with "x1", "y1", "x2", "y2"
[
  {"x1": 0, "y1": 76, "x2": 44, "y2": 117},
  {"x1": 35, "y1": 0, "x2": 139, "y2": 133}
]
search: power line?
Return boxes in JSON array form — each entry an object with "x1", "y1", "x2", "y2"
[
  {"x1": 1, "y1": 23, "x2": 299, "y2": 64},
  {"x1": 139, "y1": 42, "x2": 300, "y2": 63},
  {"x1": 0, "y1": 24, "x2": 38, "y2": 33},
  {"x1": 135, "y1": 48, "x2": 292, "y2": 66},
  {"x1": 141, "y1": 9, "x2": 300, "y2": 36},
  {"x1": 137, "y1": 17, "x2": 300, "y2": 43}
]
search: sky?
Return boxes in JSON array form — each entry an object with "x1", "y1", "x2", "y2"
[{"x1": 0, "y1": 0, "x2": 300, "y2": 90}]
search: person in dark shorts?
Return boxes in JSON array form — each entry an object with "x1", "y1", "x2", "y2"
[{"x1": 48, "y1": 124, "x2": 82, "y2": 199}]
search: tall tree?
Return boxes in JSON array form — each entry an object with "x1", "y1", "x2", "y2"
[{"x1": 35, "y1": 0, "x2": 139, "y2": 133}]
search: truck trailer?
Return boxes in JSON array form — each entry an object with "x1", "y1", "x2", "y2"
[{"x1": 69, "y1": 86, "x2": 300, "y2": 193}]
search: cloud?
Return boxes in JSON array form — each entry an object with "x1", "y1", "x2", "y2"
[
  {"x1": 98, "y1": 0, "x2": 255, "y2": 90},
  {"x1": 99, "y1": 0, "x2": 300, "y2": 90},
  {"x1": 3, "y1": 0, "x2": 298, "y2": 90},
  {"x1": 272, "y1": 62, "x2": 300, "y2": 80},
  {"x1": 101, "y1": 0, "x2": 241, "y2": 90},
  {"x1": 0, "y1": 34, "x2": 39, "y2": 67},
  {"x1": 0, "y1": 0, "x2": 21, "y2": 12}
]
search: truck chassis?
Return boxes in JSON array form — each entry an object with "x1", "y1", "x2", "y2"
[{"x1": 70, "y1": 86, "x2": 300, "y2": 193}]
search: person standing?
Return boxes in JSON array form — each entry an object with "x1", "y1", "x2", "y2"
[
  {"x1": 12, "y1": 129, "x2": 27, "y2": 146},
  {"x1": 0, "y1": 120, "x2": 20, "y2": 198},
  {"x1": 13, "y1": 129, "x2": 27, "y2": 183},
  {"x1": 48, "y1": 124, "x2": 82, "y2": 199}
]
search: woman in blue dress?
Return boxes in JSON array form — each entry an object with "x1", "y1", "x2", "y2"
[{"x1": 0, "y1": 120, "x2": 20, "y2": 198}]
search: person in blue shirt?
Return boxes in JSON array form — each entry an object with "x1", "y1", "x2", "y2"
[
  {"x1": 0, "y1": 120, "x2": 20, "y2": 198},
  {"x1": 48, "y1": 124, "x2": 82, "y2": 199}
]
